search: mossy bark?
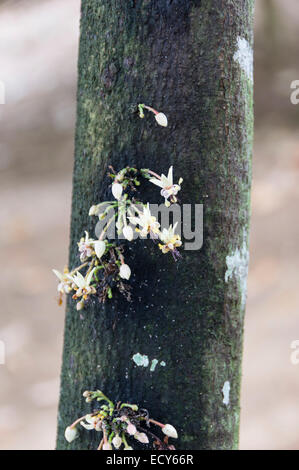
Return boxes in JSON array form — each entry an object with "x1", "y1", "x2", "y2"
[{"x1": 57, "y1": 0, "x2": 254, "y2": 450}]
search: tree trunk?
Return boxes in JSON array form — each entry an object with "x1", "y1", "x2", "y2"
[{"x1": 56, "y1": 0, "x2": 254, "y2": 450}]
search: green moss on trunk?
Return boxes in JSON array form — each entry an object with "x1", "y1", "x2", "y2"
[{"x1": 56, "y1": 0, "x2": 254, "y2": 450}]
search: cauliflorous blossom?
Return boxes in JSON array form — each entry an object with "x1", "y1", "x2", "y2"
[
  {"x1": 149, "y1": 166, "x2": 182, "y2": 206},
  {"x1": 158, "y1": 222, "x2": 182, "y2": 255},
  {"x1": 52, "y1": 267, "x2": 72, "y2": 294},
  {"x1": 68, "y1": 268, "x2": 97, "y2": 300},
  {"x1": 128, "y1": 203, "x2": 160, "y2": 238},
  {"x1": 80, "y1": 414, "x2": 102, "y2": 431},
  {"x1": 78, "y1": 231, "x2": 95, "y2": 262}
]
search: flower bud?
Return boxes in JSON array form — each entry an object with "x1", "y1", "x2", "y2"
[
  {"x1": 119, "y1": 264, "x2": 131, "y2": 280},
  {"x1": 82, "y1": 391, "x2": 90, "y2": 397},
  {"x1": 123, "y1": 225, "x2": 134, "y2": 241},
  {"x1": 76, "y1": 300, "x2": 84, "y2": 311},
  {"x1": 64, "y1": 425, "x2": 78, "y2": 443},
  {"x1": 112, "y1": 434, "x2": 122, "y2": 449},
  {"x1": 112, "y1": 182, "x2": 123, "y2": 200},
  {"x1": 94, "y1": 240, "x2": 106, "y2": 259},
  {"x1": 155, "y1": 112, "x2": 168, "y2": 127},
  {"x1": 162, "y1": 424, "x2": 178, "y2": 439},
  {"x1": 89, "y1": 205, "x2": 98, "y2": 216},
  {"x1": 126, "y1": 421, "x2": 137, "y2": 435},
  {"x1": 134, "y1": 432, "x2": 149, "y2": 444}
]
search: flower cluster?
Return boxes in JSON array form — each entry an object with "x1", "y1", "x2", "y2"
[
  {"x1": 53, "y1": 164, "x2": 182, "y2": 307},
  {"x1": 64, "y1": 390, "x2": 178, "y2": 450}
]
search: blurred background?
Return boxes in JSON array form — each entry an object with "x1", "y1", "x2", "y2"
[{"x1": 0, "y1": 0, "x2": 298, "y2": 450}]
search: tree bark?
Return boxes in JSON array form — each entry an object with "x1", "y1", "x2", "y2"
[{"x1": 57, "y1": 0, "x2": 254, "y2": 450}]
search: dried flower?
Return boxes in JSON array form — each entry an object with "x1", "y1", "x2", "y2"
[{"x1": 128, "y1": 203, "x2": 160, "y2": 238}]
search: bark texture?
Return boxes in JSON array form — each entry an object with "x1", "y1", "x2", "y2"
[{"x1": 57, "y1": 0, "x2": 254, "y2": 450}]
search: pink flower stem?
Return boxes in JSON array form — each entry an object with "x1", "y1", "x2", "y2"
[
  {"x1": 143, "y1": 105, "x2": 159, "y2": 115},
  {"x1": 97, "y1": 438, "x2": 104, "y2": 450},
  {"x1": 148, "y1": 418, "x2": 165, "y2": 428},
  {"x1": 146, "y1": 169, "x2": 161, "y2": 179}
]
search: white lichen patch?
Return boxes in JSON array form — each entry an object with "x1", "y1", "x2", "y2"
[
  {"x1": 225, "y1": 230, "x2": 249, "y2": 309},
  {"x1": 222, "y1": 381, "x2": 230, "y2": 406},
  {"x1": 132, "y1": 354, "x2": 166, "y2": 371},
  {"x1": 150, "y1": 359, "x2": 159, "y2": 372},
  {"x1": 132, "y1": 353, "x2": 149, "y2": 367},
  {"x1": 233, "y1": 36, "x2": 253, "y2": 82}
]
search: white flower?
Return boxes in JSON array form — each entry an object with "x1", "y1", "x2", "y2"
[
  {"x1": 78, "y1": 231, "x2": 95, "y2": 262},
  {"x1": 159, "y1": 222, "x2": 182, "y2": 254},
  {"x1": 112, "y1": 434, "x2": 122, "y2": 449},
  {"x1": 119, "y1": 264, "x2": 131, "y2": 280},
  {"x1": 155, "y1": 112, "x2": 168, "y2": 127},
  {"x1": 124, "y1": 446, "x2": 133, "y2": 450},
  {"x1": 64, "y1": 426, "x2": 78, "y2": 443},
  {"x1": 149, "y1": 166, "x2": 182, "y2": 206},
  {"x1": 52, "y1": 268, "x2": 72, "y2": 294},
  {"x1": 162, "y1": 424, "x2": 178, "y2": 439},
  {"x1": 94, "y1": 240, "x2": 106, "y2": 259},
  {"x1": 68, "y1": 268, "x2": 96, "y2": 300},
  {"x1": 112, "y1": 182, "x2": 123, "y2": 200},
  {"x1": 80, "y1": 414, "x2": 101, "y2": 431},
  {"x1": 134, "y1": 432, "x2": 149, "y2": 444},
  {"x1": 123, "y1": 225, "x2": 134, "y2": 241},
  {"x1": 128, "y1": 203, "x2": 160, "y2": 238}
]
